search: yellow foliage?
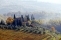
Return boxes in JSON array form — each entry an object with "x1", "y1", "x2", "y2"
[{"x1": 6, "y1": 17, "x2": 14, "y2": 24}]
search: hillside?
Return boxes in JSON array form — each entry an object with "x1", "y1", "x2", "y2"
[
  {"x1": 0, "y1": 28, "x2": 60, "y2": 40},
  {"x1": 0, "y1": 19, "x2": 61, "y2": 40},
  {"x1": 0, "y1": 28, "x2": 49, "y2": 40},
  {"x1": 0, "y1": 14, "x2": 61, "y2": 40}
]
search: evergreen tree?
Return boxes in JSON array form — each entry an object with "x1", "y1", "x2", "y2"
[
  {"x1": 0, "y1": 20, "x2": 5, "y2": 25},
  {"x1": 31, "y1": 14, "x2": 35, "y2": 21},
  {"x1": 14, "y1": 14, "x2": 16, "y2": 19},
  {"x1": 21, "y1": 15, "x2": 24, "y2": 22},
  {"x1": 27, "y1": 15, "x2": 30, "y2": 21}
]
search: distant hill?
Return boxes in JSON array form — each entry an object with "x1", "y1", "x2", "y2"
[{"x1": 3, "y1": 11, "x2": 61, "y2": 20}]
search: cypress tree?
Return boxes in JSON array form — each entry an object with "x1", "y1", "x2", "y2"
[
  {"x1": 14, "y1": 14, "x2": 16, "y2": 19},
  {"x1": 27, "y1": 15, "x2": 30, "y2": 21},
  {"x1": 31, "y1": 14, "x2": 35, "y2": 21},
  {"x1": 21, "y1": 15, "x2": 24, "y2": 22},
  {"x1": 0, "y1": 20, "x2": 5, "y2": 25}
]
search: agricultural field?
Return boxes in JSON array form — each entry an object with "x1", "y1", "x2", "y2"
[
  {"x1": 0, "y1": 28, "x2": 61, "y2": 40},
  {"x1": 0, "y1": 28, "x2": 49, "y2": 40}
]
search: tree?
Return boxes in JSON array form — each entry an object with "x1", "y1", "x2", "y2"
[
  {"x1": 6, "y1": 17, "x2": 14, "y2": 25},
  {"x1": 27, "y1": 15, "x2": 30, "y2": 21},
  {"x1": 0, "y1": 20, "x2": 5, "y2": 25},
  {"x1": 31, "y1": 14, "x2": 35, "y2": 21},
  {"x1": 14, "y1": 14, "x2": 16, "y2": 19},
  {"x1": 21, "y1": 15, "x2": 24, "y2": 22}
]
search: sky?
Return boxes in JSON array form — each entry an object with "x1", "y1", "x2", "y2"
[
  {"x1": 0, "y1": 0, "x2": 61, "y2": 14},
  {"x1": 37, "y1": 0, "x2": 61, "y2": 4},
  {"x1": 0, "y1": 0, "x2": 61, "y2": 6}
]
